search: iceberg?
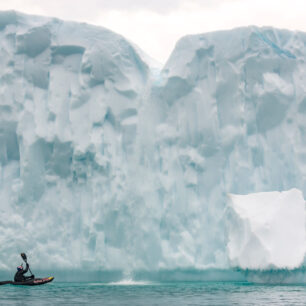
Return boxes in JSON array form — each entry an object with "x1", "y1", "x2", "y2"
[{"x1": 0, "y1": 11, "x2": 305, "y2": 280}]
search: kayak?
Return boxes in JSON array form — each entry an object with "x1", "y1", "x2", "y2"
[{"x1": 0, "y1": 276, "x2": 54, "y2": 286}]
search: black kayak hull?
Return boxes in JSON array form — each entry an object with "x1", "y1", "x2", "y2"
[{"x1": 0, "y1": 277, "x2": 54, "y2": 286}]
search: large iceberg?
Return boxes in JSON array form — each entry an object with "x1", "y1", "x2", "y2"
[{"x1": 0, "y1": 11, "x2": 305, "y2": 280}]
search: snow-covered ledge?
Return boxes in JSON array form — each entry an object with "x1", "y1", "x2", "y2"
[{"x1": 227, "y1": 189, "x2": 306, "y2": 269}]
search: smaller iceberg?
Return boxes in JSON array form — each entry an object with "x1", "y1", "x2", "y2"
[{"x1": 227, "y1": 189, "x2": 306, "y2": 270}]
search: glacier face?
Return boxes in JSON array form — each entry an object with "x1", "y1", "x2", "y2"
[{"x1": 0, "y1": 11, "x2": 305, "y2": 277}]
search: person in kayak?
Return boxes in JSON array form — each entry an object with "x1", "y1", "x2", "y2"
[{"x1": 14, "y1": 263, "x2": 34, "y2": 282}]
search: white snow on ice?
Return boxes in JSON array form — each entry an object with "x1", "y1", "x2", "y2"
[{"x1": 227, "y1": 189, "x2": 306, "y2": 269}]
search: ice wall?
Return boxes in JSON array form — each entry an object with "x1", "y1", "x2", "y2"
[
  {"x1": 0, "y1": 11, "x2": 305, "y2": 276},
  {"x1": 146, "y1": 26, "x2": 306, "y2": 271},
  {"x1": 0, "y1": 10, "x2": 151, "y2": 271}
]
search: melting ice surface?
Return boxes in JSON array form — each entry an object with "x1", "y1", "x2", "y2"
[{"x1": 0, "y1": 11, "x2": 305, "y2": 281}]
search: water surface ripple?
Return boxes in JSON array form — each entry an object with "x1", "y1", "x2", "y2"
[{"x1": 1, "y1": 282, "x2": 305, "y2": 305}]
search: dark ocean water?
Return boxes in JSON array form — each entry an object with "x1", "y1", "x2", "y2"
[{"x1": 0, "y1": 281, "x2": 305, "y2": 305}]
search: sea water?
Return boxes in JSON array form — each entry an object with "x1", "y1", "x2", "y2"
[{"x1": 0, "y1": 282, "x2": 305, "y2": 305}]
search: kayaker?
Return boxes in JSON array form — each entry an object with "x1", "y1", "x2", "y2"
[{"x1": 14, "y1": 263, "x2": 34, "y2": 282}]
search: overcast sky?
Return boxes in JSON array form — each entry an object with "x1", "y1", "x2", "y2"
[{"x1": 0, "y1": 0, "x2": 305, "y2": 63}]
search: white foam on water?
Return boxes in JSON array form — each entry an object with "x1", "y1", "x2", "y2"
[{"x1": 107, "y1": 279, "x2": 153, "y2": 286}]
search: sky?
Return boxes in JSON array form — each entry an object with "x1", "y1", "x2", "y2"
[{"x1": 0, "y1": 0, "x2": 305, "y2": 64}]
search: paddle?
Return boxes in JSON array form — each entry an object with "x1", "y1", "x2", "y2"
[{"x1": 20, "y1": 253, "x2": 33, "y2": 276}]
